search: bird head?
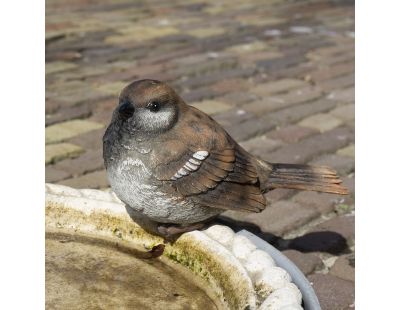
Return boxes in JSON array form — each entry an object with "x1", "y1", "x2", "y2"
[{"x1": 112, "y1": 79, "x2": 183, "y2": 135}]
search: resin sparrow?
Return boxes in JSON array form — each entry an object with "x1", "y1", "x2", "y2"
[{"x1": 103, "y1": 79, "x2": 347, "y2": 238}]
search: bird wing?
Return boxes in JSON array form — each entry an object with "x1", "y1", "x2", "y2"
[
  {"x1": 190, "y1": 147, "x2": 266, "y2": 213},
  {"x1": 152, "y1": 107, "x2": 266, "y2": 213}
]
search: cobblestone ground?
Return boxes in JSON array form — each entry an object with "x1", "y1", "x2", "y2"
[{"x1": 46, "y1": 0, "x2": 355, "y2": 308}]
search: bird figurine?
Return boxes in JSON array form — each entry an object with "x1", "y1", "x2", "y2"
[{"x1": 103, "y1": 79, "x2": 348, "y2": 239}]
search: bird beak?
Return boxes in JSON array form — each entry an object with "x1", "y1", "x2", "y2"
[{"x1": 118, "y1": 101, "x2": 135, "y2": 120}]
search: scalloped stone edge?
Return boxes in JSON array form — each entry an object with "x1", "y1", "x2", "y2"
[{"x1": 45, "y1": 183, "x2": 303, "y2": 310}]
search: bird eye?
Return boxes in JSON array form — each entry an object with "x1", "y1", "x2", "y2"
[{"x1": 147, "y1": 101, "x2": 161, "y2": 112}]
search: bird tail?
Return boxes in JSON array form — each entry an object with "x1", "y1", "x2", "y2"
[{"x1": 266, "y1": 163, "x2": 348, "y2": 195}]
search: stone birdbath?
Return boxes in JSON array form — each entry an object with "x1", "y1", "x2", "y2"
[{"x1": 45, "y1": 183, "x2": 320, "y2": 310}]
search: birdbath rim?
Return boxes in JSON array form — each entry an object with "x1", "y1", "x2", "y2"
[{"x1": 45, "y1": 183, "x2": 319, "y2": 310}]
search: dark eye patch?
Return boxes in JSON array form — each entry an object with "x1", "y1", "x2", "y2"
[{"x1": 147, "y1": 101, "x2": 161, "y2": 112}]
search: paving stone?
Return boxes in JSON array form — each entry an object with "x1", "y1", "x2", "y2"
[
  {"x1": 341, "y1": 176, "x2": 355, "y2": 203},
  {"x1": 45, "y1": 99, "x2": 61, "y2": 115},
  {"x1": 258, "y1": 53, "x2": 309, "y2": 70},
  {"x1": 179, "y1": 67, "x2": 255, "y2": 89},
  {"x1": 282, "y1": 250, "x2": 323, "y2": 275},
  {"x1": 316, "y1": 52, "x2": 355, "y2": 67},
  {"x1": 58, "y1": 170, "x2": 109, "y2": 189},
  {"x1": 236, "y1": 16, "x2": 286, "y2": 27},
  {"x1": 190, "y1": 100, "x2": 233, "y2": 115},
  {"x1": 203, "y1": 5, "x2": 227, "y2": 15},
  {"x1": 55, "y1": 150, "x2": 105, "y2": 177},
  {"x1": 45, "y1": 104, "x2": 92, "y2": 126},
  {"x1": 61, "y1": 64, "x2": 111, "y2": 79},
  {"x1": 111, "y1": 63, "x2": 165, "y2": 80},
  {"x1": 173, "y1": 58, "x2": 238, "y2": 79},
  {"x1": 45, "y1": 143, "x2": 84, "y2": 165},
  {"x1": 307, "y1": 61, "x2": 354, "y2": 82},
  {"x1": 224, "y1": 41, "x2": 269, "y2": 54},
  {"x1": 311, "y1": 154, "x2": 354, "y2": 175},
  {"x1": 171, "y1": 53, "x2": 215, "y2": 66},
  {"x1": 139, "y1": 47, "x2": 200, "y2": 66},
  {"x1": 105, "y1": 26, "x2": 179, "y2": 43},
  {"x1": 342, "y1": 173, "x2": 355, "y2": 191},
  {"x1": 289, "y1": 26, "x2": 313, "y2": 34},
  {"x1": 250, "y1": 79, "x2": 308, "y2": 96},
  {"x1": 186, "y1": 27, "x2": 226, "y2": 38},
  {"x1": 291, "y1": 214, "x2": 354, "y2": 254},
  {"x1": 262, "y1": 99, "x2": 338, "y2": 128},
  {"x1": 46, "y1": 61, "x2": 78, "y2": 75},
  {"x1": 89, "y1": 109, "x2": 116, "y2": 125},
  {"x1": 308, "y1": 42, "x2": 354, "y2": 58},
  {"x1": 307, "y1": 274, "x2": 354, "y2": 309},
  {"x1": 289, "y1": 231, "x2": 348, "y2": 255},
  {"x1": 234, "y1": 201, "x2": 319, "y2": 237},
  {"x1": 212, "y1": 108, "x2": 255, "y2": 128},
  {"x1": 46, "y1": 51, "x2": 82, "y2": 62},
  {"x1": 267, "y1": 125, "x2": 318, "y2": 144},
  {"x1": 242, "y1": 97, "x2": 292, "y2": 115},
  {"x1": 276, "y1": 87, "x2": 323, "y2": 105},
  {"x1": 316, "y1": 73, "x2": 355, "y2": 92},
  {"x1": 313, "y1": 215, "x2": 355, "y2": 246},
  {"x1": 210, "y1": 78, "x2": 251, "y2": 94},
  {"x1": 329, "y1": 103, "x2": 355, "y2": 122},
  {"x1": 292, "y1": 191, "x2": 338, "y2": 214},
  {"x1": 337, "y1": 144, "x2": 355, "y2": 158},
  {"x1": 269, "y1": 61, "x2": 316, "y2": 80},
  {"x1": 238, "y1": 51, "x2": 284, "y2": 64},
  {"x1": 181, "y1": 86, "x2": 226, "y2": 103},
  {"x1": 327, "y1": 87, "x2": 355, "y2": 103},
  {"x1": 329, "y1": 254, "x2": 355, "y2": 282},
  {"x1": 265, "y1": 127, "x2": 353, "y2": 164},
  {"x1": 298, "y1": 113, "x2": 343, "y2": 132},
  {"x1": 45, "y1": 166, "x2": 72, "y2": 183},
  {"x1": 45, "y1": 120, "x2": 105, "y2": 144},
  {"x1": 156, "y1": 33, "x2": 194, "y2": 44},
  {"x1": 47, "y1": 80, "x2": 90, "y2": 96},
  {"x1": 224, "y1": 118, "x2": 275, "y2": 142},
  {"x1": 219, "y1": 92, "x2": 259, "y2": 106},
  {"x1": 239, "y1": 135, "x2": 284, "y2": 157},
  {"x1": 95, "y1": 81, "x2": 128, "y2": 96},
  {"x1": 264, "y1": 189, "x2": 296, "y2": 204},
  {"x1": 54, "y1": 89, "x2": 110, "y2": 107},
  {"x1": 68, "y1": 128, "x2": 105, "y2": 151},
  {"x1": 90, "y1": 97, "x2": 117, "y2": 116}
]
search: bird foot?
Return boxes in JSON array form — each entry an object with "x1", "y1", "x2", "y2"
[
  {"x1": 157, "y1": 222, "x2": 205, "y2": 240},
  {"x1": 144, "y1": 244, "x2": 165, "y2": 258}
]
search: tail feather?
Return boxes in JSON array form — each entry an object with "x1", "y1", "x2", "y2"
[{"x1": 267, "y1": 163, "x2": 348, "y2": 195}]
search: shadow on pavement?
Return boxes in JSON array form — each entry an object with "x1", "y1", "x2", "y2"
[{"x1": 215, "y1": 216, "x2": 350, "y2": 255}]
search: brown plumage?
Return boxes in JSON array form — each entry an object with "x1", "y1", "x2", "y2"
[{"x1": 103, "y1": 79, "x2": 348, "y2": 237}]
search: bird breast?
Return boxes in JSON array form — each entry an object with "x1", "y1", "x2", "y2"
[{"x1": 106, "y1": 156, "x2": 222, "y2": 224}]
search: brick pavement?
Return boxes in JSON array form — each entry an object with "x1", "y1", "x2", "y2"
[{"x1": 46, "y1": 0, "x2": 355, "y2": 308}]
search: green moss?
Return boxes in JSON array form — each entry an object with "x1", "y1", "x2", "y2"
[
  {"x1": 45, "y1": 203, "x2": 163, "y2": 249},
  {"x1": 335, "y1": 203, "x2": 353, "y2": 215},
  {"x1": 112, "y1": 228, "x2": 122, "y2": 239},
  {"x1": 163, "y1": 239, "x2": 249, "y2": 309}
]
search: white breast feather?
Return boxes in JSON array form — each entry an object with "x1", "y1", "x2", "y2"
[{"x1": 109, "y1": 155, "x2": 221, "y2": 224}]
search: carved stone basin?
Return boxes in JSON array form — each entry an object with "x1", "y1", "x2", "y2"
[
  {"x1": 45, "y1": 184, "x2": 317, "y2": 310},
  {"x1": 46, "y1": 232, "x2": 218, "y2": 309}
]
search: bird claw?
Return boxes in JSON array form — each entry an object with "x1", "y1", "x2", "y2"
[
  {"x1": 145, "y1": 244, "x2": 165, "y2": 258},
  {"x1": 157, "y1": 223, "x2": 205, "y2": 240}
]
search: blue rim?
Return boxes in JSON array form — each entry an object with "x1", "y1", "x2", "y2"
[{"x1": 237, "y1": 230, "x2": 321, "y2": 310}]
